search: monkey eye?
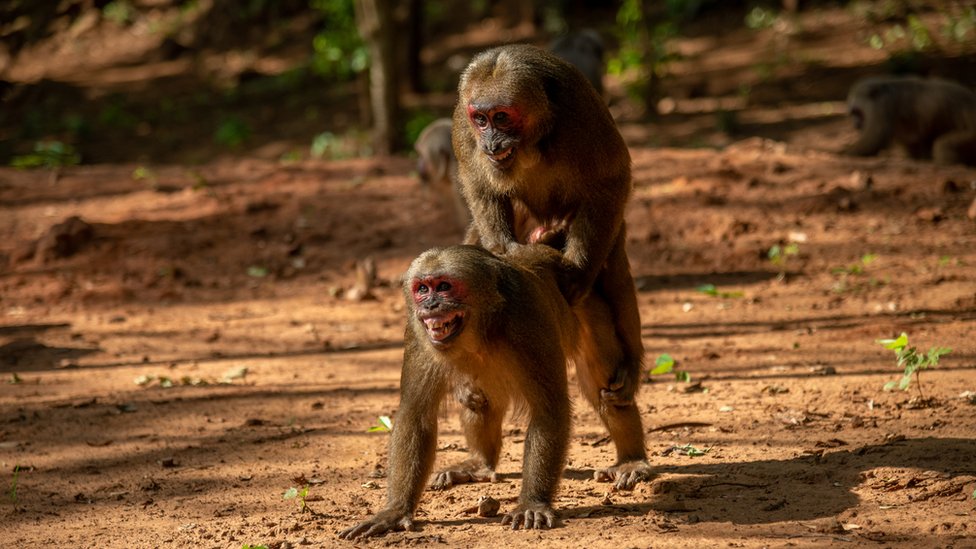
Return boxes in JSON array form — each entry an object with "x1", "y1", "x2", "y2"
[
  {"x1": 416, "y1": 283, "x2": 429, "y2": 294},
  {"x1": 435, "y1": 281, "x2": 452, "y2": 292},
  {"x1": 472, "y1": 113, "x2": 488, "y2": 128},
  {"x1": 492, "y1": 111, "x2": 509, "y2": 126}
]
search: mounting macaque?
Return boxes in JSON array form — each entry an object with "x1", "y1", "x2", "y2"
[
  {"x1": 845, "y1": 76, "x2": 976, "y2": 166},
  {"x1": 414, "y1": 118, "x2": 470, "y2": 232},
  {"x1": 340, "y1": 244, "x2": 577, "y2": 539},
  {"x1": 549, "y1": 30, "x2": 606, "y2": 98},
  {"x1": 454, "y1": 44, "x2": 651, "y2": 489}
]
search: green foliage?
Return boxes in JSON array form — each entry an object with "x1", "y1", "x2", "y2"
[
  {"x1": 242, "y1": 545, "x2": 268, "y2": 549},
  {"x1": 310, "y1": 0, "x2": 367, "y2": 80},
  {"x1": 9, "y1": 465, "x2": 20, "y2": 503},
  {"x1": 609, "y1": 0, "x2": 681, "y2": 109},
  {"x1": 103, "y1": 1, "x2": 135, "y2": 25},
  {"x1": 11, "y1": 141, "x2": 81, "y2": 169},
  {"x1": 650, "y1": 353, "x2": 674, "y2": 376},
  {"x1": 214, "y1": 116, "x2": 251, "y2": 148},
  {"x1": 368, "y1": 415, "x2": 393, "y2": 432},
  {"x1": 697, "y1": 284, "x2": 743, "y2": 299},
  {"x1": 942, "y1": 7, "x2": 976, "y2": 42},
  {"x1": 283, "y1": 485, "x2": 309, "y2": 512},
  {"x1": 877, "y1": 332, "x2": 951, "y2": 397},
  {"x1": 9, "y1": 373, "x2": 23, "y2": 384},
  {"x1": 831, "y1": 254, "x2": 886, "y2": 293},
  {"x1": 649, "y1": 353, "x2": 692, "y2": 383},
  {"x1": 745, "y1": 6, "x2": 778, "y2": 30},
  {"x1": 768, "y1": 243, "x2": 799, "y2": 266}
]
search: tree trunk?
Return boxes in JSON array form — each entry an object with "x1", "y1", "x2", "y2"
[{"x1": 355, "y1": 0, "x2": 400, "y2": 155}]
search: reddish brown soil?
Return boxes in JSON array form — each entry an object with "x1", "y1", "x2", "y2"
[{"x1": 2, "y1": 5, "x2": 976, "y2": 549}]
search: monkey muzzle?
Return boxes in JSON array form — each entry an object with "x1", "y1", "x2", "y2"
[{"x1": 420, "y1": 311, "x2": 465, "y2": 346}]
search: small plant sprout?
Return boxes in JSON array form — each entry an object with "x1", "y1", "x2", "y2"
[
  {"x1": 367, "y1": 415, "x2": 393, "y2": 432},
  {"x1": 877, "y1": 332, "x2": 951, "y2": 399},
  {"x1": 767, "y1": 242, "x2": 799, "y2": 266},
  {"x1": 649, "y1": 353, "x2": 692, "y2": 383},
  {"x1": 283, "y1": 485, "x2": 310, "y2": 513},
  {"x1": 9, "y1": 465, "x2": 20, "y2": 503}
]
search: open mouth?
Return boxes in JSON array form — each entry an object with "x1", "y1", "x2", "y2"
[
  {"x1": 487, "y1": 147, "x2": 515, "y2": 167},
  {"x1": 421, "y1": 312, "x2": 464, "y2": 345}
]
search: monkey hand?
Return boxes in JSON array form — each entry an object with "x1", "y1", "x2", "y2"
[
  {"x1": 501, "y1": 501, "x2": 557, "y2": 530},
  {"x1": 338, "y1": 509, "x2": 415, "y2": 540},
  {"x1": 594, "y1": 459, "x2": 654, "y2": 491},
  {"x1": 599, "y1": 368, "x2": 637, "y2": 407}
]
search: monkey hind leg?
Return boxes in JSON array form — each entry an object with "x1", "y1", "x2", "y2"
[
  {"x1": 429, "y1": 385, "x2": 507, "y2": 490},
  {"x1": 933, "y1": 131, "x2": 976, "y2": 166},
  {"x1": 574, "y1": 294, "x2": 652, "y2": 491}
]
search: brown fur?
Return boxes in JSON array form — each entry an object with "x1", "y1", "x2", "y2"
[
  {"x1": 339, "y1": 245, "x2": 575, "y2": 539},
  {"x1": 845, "y1": 76, "x2": 976, "y2": 166},
  {"x1": 453, "y1": 44, "x2": 651, "y2": 490}
]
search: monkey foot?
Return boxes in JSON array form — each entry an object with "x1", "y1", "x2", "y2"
[
  {"x1": 501, "y1": 501, "x2": 557, "y2": 530},
  {"x1": 594, "y1": 459, "x2": 653, "y2": 491},
  {"x1": 339, "y1": 509, "x2": 415, "y2": 540},
  {"x1": 429, "y1": 464, "x2": 498, "y2": 490}
]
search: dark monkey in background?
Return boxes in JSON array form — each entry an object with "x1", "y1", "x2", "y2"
[
  {"x1": 453, "y1": 44, "x2": 651, "y2": 489},
  {"x1": 845, "y1": 76, "x2": 976, "y2": 166}
]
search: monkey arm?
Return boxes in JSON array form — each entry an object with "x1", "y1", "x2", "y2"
[
  {"x1": 339, "y1": 339, "x2": 445, "y2": 540},
  {"x1": 560, "y1": 197, "x2": 624, "y2": 302},
  {"x1": 468, "y1": 193, "x2": 518, "y2": 254}
]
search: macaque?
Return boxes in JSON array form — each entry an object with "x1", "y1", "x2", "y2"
[
  {"x1": 414, "y1": 118, "x2": 471, "y2": 232},
  {"x1": 549, "y1": 30, "x2": 606, "y2": 98},
  {"x1": 845, "y1": 76, "x2": 976, "y2": 166},
  {"x1": 453, "y1": 44, "x2": 651, "y2": 490},
  {"x1": 340, "y1": 244, "x2": 576, "y2": 539}
]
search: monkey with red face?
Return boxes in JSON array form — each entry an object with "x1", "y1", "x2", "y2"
[
  {"x1": 340, "y1": 244, "x2": 576, "y2": 539},
  {"x1": 453, "y1": 44, "x2": 651, "y2": 491}
]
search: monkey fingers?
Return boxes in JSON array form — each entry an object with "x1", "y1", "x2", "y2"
[
  {"x1": 338, "y1": 510, "x2": 415, "y2": 540},
  {"x1": 598, "y1": 368, "x2": 637, "y2": 407},
  {"x1": 594, "y1": 459, "x2": 654, "y2": 491},
  {"x1": 429, "y1": 463, "x2": 498, "y2": 490},
  {"x1": 501, "y1": 502, "x2": 557, "y2": 530}
]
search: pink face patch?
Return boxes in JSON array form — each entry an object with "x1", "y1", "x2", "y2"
[
  {"x1": 467, "y1": 104, "x2": 523, "y2": 133},
  {"x1": 411, "y1": 276, "x2": 468, "y2": 304}
]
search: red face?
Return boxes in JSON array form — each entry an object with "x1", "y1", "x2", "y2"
[
  {"x1": 411, "y1": 275, "x2": 468, "y2": 346},
  {"x1": 467, "y1": 103, "x2": 524, "y2": 169}
]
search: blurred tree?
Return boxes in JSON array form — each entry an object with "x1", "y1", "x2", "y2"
[{"x1": 355, "y1": 0, "x2": 401, "y2": 155}]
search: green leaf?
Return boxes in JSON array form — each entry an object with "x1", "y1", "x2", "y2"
[
  {"x1": 883, "y1": 381, "x2": 899, "y2": 391},
  {"x1": 675, "y1": 371, "x2": 692, "y2": 383},
  {"x1": 247, "y1": 266, "x2": 269, "y2": 278},
  {"x1": 367, "y1": 415, "x2": 393, "y2": 432},
  {"x1": 697, "y1": 284, "x2": 718, "y2": 296},
  {"x1": 878, "y1": 333, "x2": 908, "y2": 351},
  {"x1": 650, "y1": 354, "x2": 674, "y2": 375},
  {"x1": 282, "y1": 487, "x2": 299, "y2": 500}
]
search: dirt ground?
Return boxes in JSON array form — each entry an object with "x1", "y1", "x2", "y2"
[{"x1": 2, "y1": 5, "x2": 976, "y2": 549}]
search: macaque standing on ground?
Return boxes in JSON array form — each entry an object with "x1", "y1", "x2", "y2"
[
  {"x1": 340, "y1": 244, "x2": 578, "y2": 539},
  {"x1": 453, "y1": 44, "x2": 652, "y2": 490}
]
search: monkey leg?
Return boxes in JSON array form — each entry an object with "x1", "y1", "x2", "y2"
[
  {"x1": 574, "y1": 291, "x2": 652, "y2": 491},
  {"x1": 594, "y1": 231, "x2": 645, "y2": 405},
  {"x1": 503, "y1": 386, "x2": 571, "y2": 530},
  {"x1": 933, "y1": 131, "x2": 976, "y2": 166},
  {"x1": 429, "y1": 386, "x2": 507, "y2": 490}
]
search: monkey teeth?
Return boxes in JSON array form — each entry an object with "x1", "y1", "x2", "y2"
[
  {"x1": 423, "y1": 312, "x2": 464, "y2": 343},
  {"x1": 489, "y1": 147, "x2": 515, "y2": 163}
]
